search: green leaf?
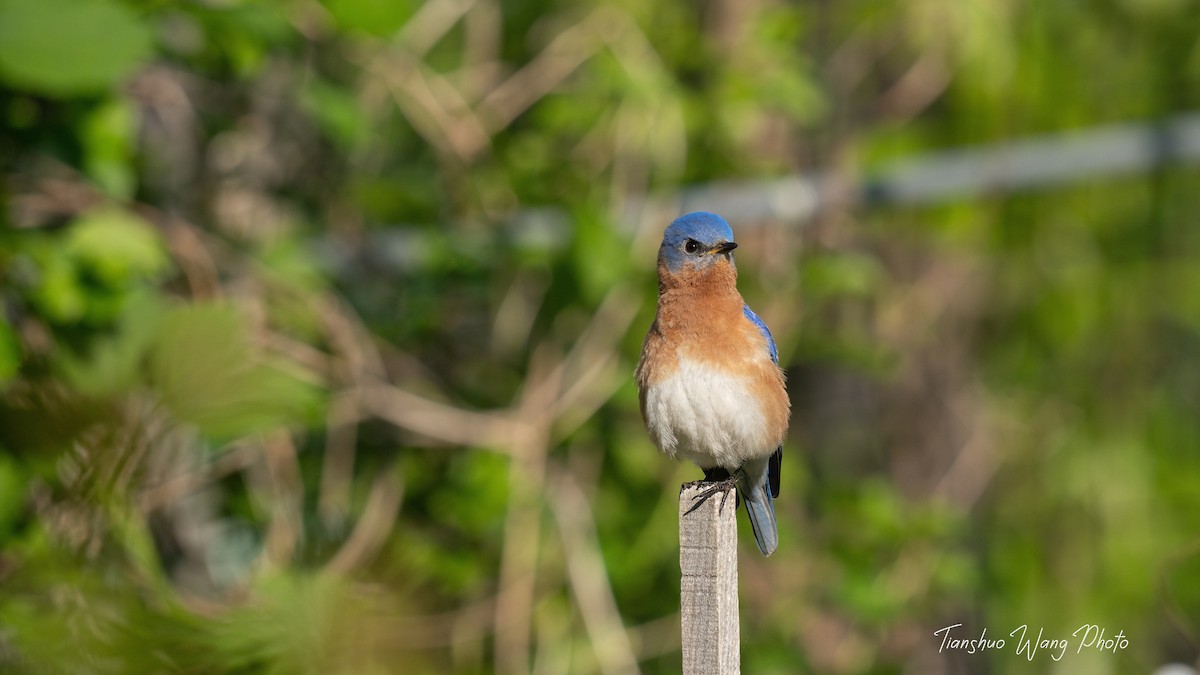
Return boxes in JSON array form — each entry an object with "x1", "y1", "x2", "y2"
[
  {"x1": 31, "y1": 251, "x2": 87, "y2": 323},
  {"x1": 150, "y1": 304, "x2": 323, "y2": 439},
  {"x1": 66, "y1": 207, "x2": 169, "y2": 288},
  {"x1": 301, "y1": 78, "x2": 370, "y2": 151},
  {"x1": 801, "y1": 252, "x2": 884, "y2": 299},
  {"x1": 322, "y1": 0, "x2": 415, "y2": 37},
  {"x1": 0, "y1": 0, "x2": 153, "y2": 96},
  {"x1": 82, "y1": 98, "x2": 138, "y2": 200},
  {"x1": 571, "y1": 210, "x2": 627, "y2": 303},
  {"x1": 56, "y1": 290, "x2": 167, "y2": 397},
  {"x1": 259, "y1": 236, "x2": 329, "y2": 293}
]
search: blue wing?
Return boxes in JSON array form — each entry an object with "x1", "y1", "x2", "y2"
[
  {"x1": 743, "y1": 303, "x2": 783, "y2": 501},
  {"x1": 742, "y1": 304, "x2": 778, "y2": 364}
]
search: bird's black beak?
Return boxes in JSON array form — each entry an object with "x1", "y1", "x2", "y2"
[{"x1": 711, "y1": 241, "x2": 738, "y2": 255}]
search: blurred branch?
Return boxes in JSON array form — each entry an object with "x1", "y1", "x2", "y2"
[
  {"x1": 360, "y1": 381, "x2": 520, "y2": 450},
  {"x1": 159, "y1": 215, "x2": 223, "y2": 300},
  {"x1": 931, "y1": 409, "x2": 998, "y2": 508},
  {"x1": 319, "y1": 294, "x2": 387, "y2": 383},
  {"x1": 548, "y1": 468, "x2": 641, "y2": 675},
  {"x1": 260, "y1": 332, "x2": 334, "y2": 379},
  {"x1": 324, "y1": 463, "x2": 405, "y2": 576},
  {"x1": 492, "y1": 269, "x2": 551, "y2": 358},
  {"x1": 398, "y1": 0, "x2": 477, "y2": 57},
  {"x1": 459, "y1": 0, "x2": 503, "y2": 98},
  {"x1": 318, "y1": 390, "x2": 362, "y2": 528},
  {"x1": 367, "y1": 4, "x2": 658, "y2": 168},
  {"x1": 9, "y1": 173, "x2": 104, "y2": 227},
  {"x1": 260, "y1": 432, "x2": 304, "y2": 569},
  {"x1": 477, "y1": 8, "x2": 618, "y2": 133},
  {"x1": 315, "y1": 294, "x2": 386, "y2": 525},
  {"x1": 549, "y1": 284, "x2": 642, "y2": 440},
  {"x1": 374, "y1": 53, "x2": 494, "y2": 163},
  {"x1": 494, "y1": 347, "x2": 562, "y2": 675},
  {"x1": 873, "y1": 53, "x2": 950, "y2": 124}
]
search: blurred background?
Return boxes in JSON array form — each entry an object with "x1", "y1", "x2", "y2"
[{"x1": 2, "y1": 0, "x2": 1200, "y2": 673}]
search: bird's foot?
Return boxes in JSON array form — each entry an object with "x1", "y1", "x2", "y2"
[{"x1": 683, "y1": 476, "x2": 739, "y2": 516}]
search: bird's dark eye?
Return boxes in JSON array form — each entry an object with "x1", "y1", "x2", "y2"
[{"x1": 684, "y1": 239, "x2": 701, "y2": 254}]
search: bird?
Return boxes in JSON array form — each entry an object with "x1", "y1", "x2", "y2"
[{"x1": 635, "y1": 211, "x2": 790, "y2": 556}]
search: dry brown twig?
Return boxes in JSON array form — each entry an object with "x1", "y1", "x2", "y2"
[
  {"x1": 324, "y1": 463, "x2": 406, "y2": 575},
  {"x1": 477, "y1": 8, "x2": 621, "y2": 133},
  {"x1": 315, "y1": 294, "x2": 386, "y2": 526},
  {"x1": 548, "y1": 468, "x2": 641, "y2": 674},
  {"x1": 361, "y1": 381, "x2": 521, "y2": 450},
  {"x1": 493, "y1": 346, "x2": 563, "y2": 675},
  {"x1": 375, "y1": 53, "x2": 494, "y2": 164},
  {"x1": 260, "y1": 431, "x2": 305, "y2": 569},
  {"x1": 398, "y1": 0, "x2": 477, "y2": 57}
]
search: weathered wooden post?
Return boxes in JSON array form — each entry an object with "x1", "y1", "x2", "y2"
[{"x1": 678, "y1": 483, "x2": 740, "y2": 674}]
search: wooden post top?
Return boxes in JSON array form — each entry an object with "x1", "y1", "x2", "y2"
[{"x1": 679, "y1": 483, "x2": 740, "y2": 674}]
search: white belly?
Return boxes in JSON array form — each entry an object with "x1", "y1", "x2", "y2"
[{"x1": 642, "y1": 359, "x2": 771, "y2": 470}]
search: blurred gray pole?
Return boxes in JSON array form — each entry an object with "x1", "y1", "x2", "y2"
[
  {"x1": 679, "y1": 483, "x2": 739, "y2": 674},
  {"x1": 636, "y1": 112, "x2": 1200, "y2": 228},
  {"x1": 343, "y1": 113, "x2": 1200, "y2": 272}
]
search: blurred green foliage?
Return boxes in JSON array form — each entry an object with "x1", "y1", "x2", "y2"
[
  {"x1": 1, "y1": 0, "x2": 1200, "y2": 673},
  {"x1": 0, "y1": 0, "x2": 152, "y2": 96}
]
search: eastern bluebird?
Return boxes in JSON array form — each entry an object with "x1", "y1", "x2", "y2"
[{"x1": 635, "y1": 211, "x2": 790, "y2": 556}]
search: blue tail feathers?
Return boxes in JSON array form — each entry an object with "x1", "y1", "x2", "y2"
[{"x1": 738, "y1": 468, "x2": 778, "y2": 556}]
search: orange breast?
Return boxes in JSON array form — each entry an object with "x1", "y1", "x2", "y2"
[{"x1": 635, "y1": 259, "x2": 790, "y2": 450}]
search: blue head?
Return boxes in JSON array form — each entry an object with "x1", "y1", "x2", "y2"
[{"x1": 658, "y1": 211, "x2": 738, "y2": 275}]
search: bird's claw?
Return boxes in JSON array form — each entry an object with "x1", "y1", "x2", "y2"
[{"x1": 684, "y1": 476, "x2": 738, "y2": 516}]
